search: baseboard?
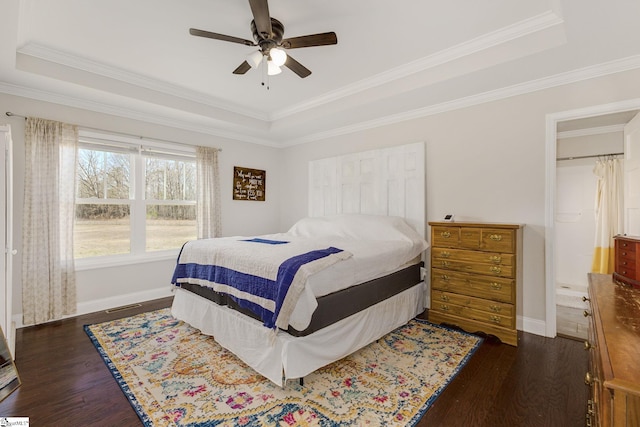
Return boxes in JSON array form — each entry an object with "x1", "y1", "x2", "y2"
[
  {"x1": 12, "y1": 288, "x2": 550, "y2": 339},
  {"x1": 12, "y1": 286, "x2": 174, "y2": 329},
  {"x1": 520, "y1": 315, "x2": 547, "y2": 337}
]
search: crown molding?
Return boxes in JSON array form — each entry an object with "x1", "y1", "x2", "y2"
[
  {"x1": 271, "y1": 10, "x2": 564, "y2": 121},
  {"x1": 16, "y1": 11, "x2": 564, "y2": 127},
  {"x1": 4, "y1": 53, "x2": 640, "y2": 148},
  {"x1": 0, "y1": 81, "x2": 280, "y2": 147},
  {"x1": 17, "y1": 43, "x2": 270, "y2": 122},
  {"x1": 282, "y1": 54, "x2": 640, "y2": 146}
]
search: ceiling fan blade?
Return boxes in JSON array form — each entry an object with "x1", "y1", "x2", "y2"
[
  {"x1": 248, "y1": 0, "x2": 272, "y2": 39},
  {"x1": 189, "y1": 28, "x2": 255, "y2": 46},
  {"x1": 284, "y1": 55, "x2": 311, "y2": 78},
  {"x1": 233, "y1": 61, "x2": 252, "y2": 75},
  {"x1": 281, "y1": 32, "x2": 337, "y2": 49}
]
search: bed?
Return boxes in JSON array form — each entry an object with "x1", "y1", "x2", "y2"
[
  {"x1": 172, "y1": 142, "x2": 426, "y2": 386},
  {"x1": 170, "y1": 214, "x2": 428, "y2": 386}
]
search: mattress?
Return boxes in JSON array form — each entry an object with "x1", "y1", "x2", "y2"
[
  {"x1": 180, "y1": 260, "x2": 422, "y2": 336},
  {"x1": 172, "y1": 214, "x2": 429, "y2": 331}
]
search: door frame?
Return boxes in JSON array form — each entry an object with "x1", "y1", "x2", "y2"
[{"x1": 545, "y1": 97, "x2": 640, "y2": 337}]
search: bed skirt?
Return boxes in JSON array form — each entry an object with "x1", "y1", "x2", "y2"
[{"x1": 171, "y1": 282, "x2": 426, "y2": 386}]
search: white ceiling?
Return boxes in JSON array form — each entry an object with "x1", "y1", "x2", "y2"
[{"x1": 2, "y1": 0, "x2": 640, "y2": 146}]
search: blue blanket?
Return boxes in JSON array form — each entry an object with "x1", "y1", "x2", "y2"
[{"x1": 171, "y1": 238, "x2": 352, "y2": 329}]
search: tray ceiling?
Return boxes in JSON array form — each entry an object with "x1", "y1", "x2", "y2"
[{"x1": 2, "y1": 0, "x2": 640, "y2": 146}]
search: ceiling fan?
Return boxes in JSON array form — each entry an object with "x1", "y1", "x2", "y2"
[{"x1": 189, "y1": 0, "x2": 337, "y2": 78}]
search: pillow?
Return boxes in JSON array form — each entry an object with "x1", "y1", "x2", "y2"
[{"x1": 288, "y1": 214, "x2": 427, "y2": 250}]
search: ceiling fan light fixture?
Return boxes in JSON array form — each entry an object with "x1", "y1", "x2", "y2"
[
  {"x1": 247, "y1": 50, "x2": 263, "y2": 68},
  {"x1": 267, "y1": 60, "x2": 282, "y2": 75},
  {"x1": 270, "y1": 47, "x2": 287, "y2": 66}
]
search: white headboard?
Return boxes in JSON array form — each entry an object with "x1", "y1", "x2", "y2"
[{"x1": 308, "y1": 142, "x2": 425, "y2": 237}]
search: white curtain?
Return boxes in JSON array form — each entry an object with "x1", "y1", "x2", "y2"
[
  {"x1": 591, "y1": 158, "x2": 624, "y2": 274},
  {"x1": 22, "y1": 117, "x2": 78, "y2": 325},
  {"x1": 196, "y1": 146, "x2": 221, "y2": 239}
]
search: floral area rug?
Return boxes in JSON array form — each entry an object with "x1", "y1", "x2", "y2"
[{"x1": 85, "y1": 308, "x2": 482, "y2": 426}]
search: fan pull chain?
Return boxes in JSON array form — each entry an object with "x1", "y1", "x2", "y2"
[{"x1": 261, "y1": 55, "x2": 269, "y2": 90}]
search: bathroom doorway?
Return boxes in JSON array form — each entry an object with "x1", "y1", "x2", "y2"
[{"x1": 554, "y1": 111, "x2": 637, "y2": 339}]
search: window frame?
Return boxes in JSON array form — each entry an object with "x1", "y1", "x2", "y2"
[{"x1": 74, "y1": 130, "x2": 196, "y2": 270}]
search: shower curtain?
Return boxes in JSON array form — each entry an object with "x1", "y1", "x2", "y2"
[{"x1": 591, "y1": 158, "x2": 624, "y2": 274}]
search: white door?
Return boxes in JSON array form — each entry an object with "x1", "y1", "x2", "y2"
[
  {"x1": 1, "y1": 124, "x2": 15, "y2": 356},
  {"x1": 624, "y1": 113, "x2": 640, "y2": 235}
]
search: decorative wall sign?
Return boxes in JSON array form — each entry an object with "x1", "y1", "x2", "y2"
[{"x1": 233, "y1": 166, "x2": 265, "y2": 201}]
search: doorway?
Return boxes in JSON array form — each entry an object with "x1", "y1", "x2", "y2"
[
  {"x1": 554, "y1": 118, "x2": 629, "y2": 339},
  {"x1": 544, "y1": 100, "x2": 640, "y2": 338}
]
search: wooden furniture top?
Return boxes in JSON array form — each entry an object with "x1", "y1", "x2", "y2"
[
  {"x1": 428, "y1": 221, "x2": 524, "y2": 229},
  {"x1": 589, "y1": 273, "x2": 640, "y2": 394},
  {"x1": 616, "y1": 235, "x2": 640, "y2": 241}
]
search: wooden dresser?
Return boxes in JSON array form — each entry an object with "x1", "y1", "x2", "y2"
[
  {"x1": 613, "y1": 235, "x2": 640, "y2": 289},
  {"x1": 585, "y1": 273, "x2": 640, "y2": 427},
  {"x1": 428, "y1": 222, "x2": 523, "y2": 346}
]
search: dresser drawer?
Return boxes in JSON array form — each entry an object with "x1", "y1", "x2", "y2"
[
  {"x1": 617, "y1": 241, "x2": 637, "y2": 263},
  {"x1": 480, "y1": 228, "x2": 516, "y2": 253},
  {"x1": 432, "y1": 290, "x2": 514, "y2": 318},
  {"x1": 433, "y1": 258, "x2": 514, "y2": 278},
  {"x1": 616, "y1": 260, "x2": 638, "y2": 280},
  {"x1": 431, "y1": 268, "x2": 515, "y2": 303},
  {"x1": 432, "y1": 226, "x2": 461, "y2": 248},
  {"x1": 459, "y1": 228, "x2": 481, "y2": 249},
  {"x1": 431, "y1": 301, "x2": 514, "y2": 328},
  {"x1": 617, "y1": 238, "x2": 637, "y2": 254},
  {"x1": 432, "y1": 248, "x2": 514, "y2": 267}
]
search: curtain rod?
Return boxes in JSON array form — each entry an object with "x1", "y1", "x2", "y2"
[
  {"x1": 556, "y1": 152, "x2": 624, "y2": 161},
  {"x1": 5, "y1": 111, "x2": 221, "y2": 151}
]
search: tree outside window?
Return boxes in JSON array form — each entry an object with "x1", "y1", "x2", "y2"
[{"x1": 74, "y1": 144, "x2": 196, "y2": 259}]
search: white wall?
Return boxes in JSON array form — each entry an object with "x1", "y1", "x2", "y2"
[
  {"x1": 1, "y1": 92, "x2": 282, "y2": 325},
  {"x1": 279, "y1": 67, "x2": 640, "y2": 332},
  {"x1": 5, "y1": 67, "x2": 640, "y2": 332}
]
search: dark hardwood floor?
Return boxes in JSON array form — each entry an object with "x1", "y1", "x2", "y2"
[{"x1": 0, "y1": 298, "x2": 588, "y2": 427}]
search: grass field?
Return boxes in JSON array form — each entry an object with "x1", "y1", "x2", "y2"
[{"x1": 74, "y1": 219, "x2": 196, "y2": 258}]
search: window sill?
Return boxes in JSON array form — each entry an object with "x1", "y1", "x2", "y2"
[{"x1": 75, "y1": 250, "x2": 179, "y2": 271}]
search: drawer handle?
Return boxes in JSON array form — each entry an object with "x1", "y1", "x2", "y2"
[
  {"x1": 490, "y1": 282, "x2": 503, "y2": 290},
  {"x1": 441, "y1": 261, "x2": 451, "y2": 267},
  {"x1": 440, "y1": 294, "x2": 450, "y2": 302},
  {"x1": 441, "y1": 274, "x2": 450, "y2": 281},
  {"x1": 622, "y1": 252, "x2": 627, "y2": 256},
  {"x1": 489, "y1": 255, "x2": 502, "y2": 264},
  {"x1": 440, "y1": 304, "x2": 450, "y2": 311},
  {"x1": 440, "y1": 251, "x2": 451, "y2": 258},
  {"x1": 489, "y1": 234, "x2": 503, "y2": 241},
  {"x1": 583, "y1": 310, "x2": 591, "y2": 318},
  {"x1": 489, "y1": 305, "x2": 501, "y2": 313},
  {"x1": 490, "y1": 315, "x2": 501, "y2": 324},
  {"x1": 489, "y1": 266, "x2": 502, "y2": 274},
  {"x1": 441, "y1": 231, "x2": 451, "y2": 238},
  {"x1": 582, "y1": 296, "x2": 590, "y2": 303},
  {"x1": 584, "y1": 372, "x2": 594, "y2": 386}
]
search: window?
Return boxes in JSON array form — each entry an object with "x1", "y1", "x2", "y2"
[{"x1": 74, "y1": 131, "x2": 196, "y2": 261}]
